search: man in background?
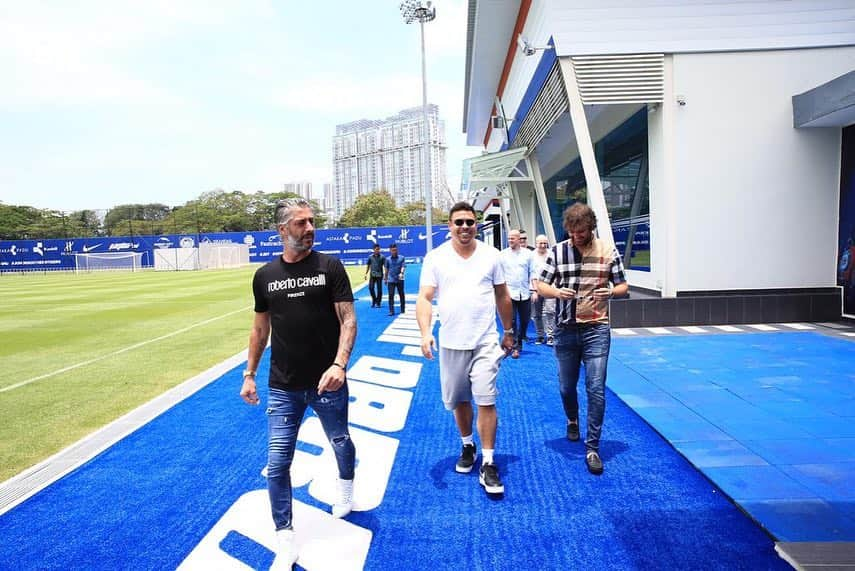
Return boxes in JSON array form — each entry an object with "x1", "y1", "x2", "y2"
[
  {"x1": 384, "y1": 243, "x2": 406, "y2": 315},
  {"x1": 532, "y1": 234, "x2": 556, "y2": 346},
  {"x1": 364, "y1": 243, "x2": 386, "y2": 308},
  {"x1": 500, "y1": 229, "x2": 536, "y2": 359}
]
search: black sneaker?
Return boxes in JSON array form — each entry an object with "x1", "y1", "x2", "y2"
[
  {"x1": 479, "y1": 463, "x2": 504, "y2": 494},
  {"x1": 586, "y1": 450, "x2": 604, "y2": 475},
  {"x1": 535, "y1": 337, "x2": 544, "y2": 345},
  {"x1": 566, "y1": 419, "x2": 580, "y2": 441},
  {"x1": 455, "y1": 443, "x2": 477, "y2": 473}
]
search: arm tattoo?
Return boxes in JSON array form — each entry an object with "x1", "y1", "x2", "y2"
[{"x1": 335, "y1": 301, "x2": 357, "y2": 365}]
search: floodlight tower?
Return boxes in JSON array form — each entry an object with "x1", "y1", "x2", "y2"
[{"x1": 400, "y1": 0, "x2": 436, "y2": 252}]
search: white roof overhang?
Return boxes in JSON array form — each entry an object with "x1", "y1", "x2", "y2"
[{"x1": 462, "y1": 146, "x2": 531, "y2": 212}]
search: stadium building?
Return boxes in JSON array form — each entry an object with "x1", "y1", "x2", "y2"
[{"x1": 462, "y1": 0, "x2": 855, "y2": 325}]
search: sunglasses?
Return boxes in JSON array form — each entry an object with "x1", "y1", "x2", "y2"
[{"x1": 452, "y1": 219, "x2": 477, "y2": 227}]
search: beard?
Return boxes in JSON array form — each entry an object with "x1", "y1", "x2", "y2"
[{"x1": 286, "y1": 233, "x2": 313, "y2": 252}]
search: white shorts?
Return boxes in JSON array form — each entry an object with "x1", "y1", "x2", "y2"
[{"x1": 439, "y1": 341, "x2": 504, "y2": 410}]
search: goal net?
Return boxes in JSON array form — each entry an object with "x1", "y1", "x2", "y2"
[
  {"x1": 198, "y1": 243, "x2": 249, "y2": 270},
  {"x1": 154, "y1": 248, "x2": 199, "y2": 271},
  {"x1": 74, "y1": 252, "x2": 144, "y2": 273}
]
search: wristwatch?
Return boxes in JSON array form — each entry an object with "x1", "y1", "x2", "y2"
[
  {"x1": 243, "y1": 370, "x2": 256, "y2": 379},
  {"x1": 503, "y1": 329, "x2": 514, "y2": 335}
]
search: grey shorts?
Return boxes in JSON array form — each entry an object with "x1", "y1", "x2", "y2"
[{"x1": 439, "y1": 341, "x2": 505, "y2": 410}]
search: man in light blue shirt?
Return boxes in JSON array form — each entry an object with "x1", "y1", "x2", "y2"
[{"x1": 500, "y1": 229, "x2": 536, "y2": 358}]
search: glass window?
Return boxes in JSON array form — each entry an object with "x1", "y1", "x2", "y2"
[{"x1": 543, "y1": 107, "x2": 650, "y2": 271}]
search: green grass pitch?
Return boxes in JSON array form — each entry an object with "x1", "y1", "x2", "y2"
[{"x1": 0, "y1": 265, "x2": 365, "y2": 483}]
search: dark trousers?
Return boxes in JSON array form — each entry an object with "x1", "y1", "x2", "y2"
[
  {"x1": 511, "y1": 297, "x2": 532, "y2": 350},
  {"x1": 368, "y1": 276, "x2": 383, "y2": 306},
  {"x1": 387, "y1": 281, "x2": 405, "y2": 313},
  {"x1": 511, "y1": 298, "x2": 531, "y2": 351}
]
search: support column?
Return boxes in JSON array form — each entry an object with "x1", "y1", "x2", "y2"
[
  {"x1": 508, "y1": 181, "x2": 525, "y2": 231},
  {"x1": 499, "y1": 187, "x2": 513, "y2": 245},
  {"x1": 528, "y1": 155, "x2": 556, "y2": 244},
  {"x1": 558, "y1": 57, "x2": 614, "y2": 250},
  {"x1": 660, "y1": 56, "x2": 678, "y2": 296}
]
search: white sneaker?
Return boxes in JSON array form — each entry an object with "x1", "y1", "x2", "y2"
[
  {"x1": 332, "y1": 478, "x2": 354, "y2": 518},
  {"x1": 270, "y1": 528, "x2": 297, "y2": 570}
]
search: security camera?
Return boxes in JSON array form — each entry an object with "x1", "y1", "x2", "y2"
[
  {"x1": 517, "y1": 34, "x2": 535, "y2": 56},
  {"x1": 517, "y1": 34, "x2": 554, "y2": 57}
]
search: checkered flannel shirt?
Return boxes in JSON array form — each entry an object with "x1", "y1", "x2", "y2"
[{"x1": 538, "y1": 238, "x2": 627, "y2": 326}]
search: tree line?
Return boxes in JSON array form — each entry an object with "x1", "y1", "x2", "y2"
[{"x1": 0, "y1": 189, "x2": 449, "y2": 240}]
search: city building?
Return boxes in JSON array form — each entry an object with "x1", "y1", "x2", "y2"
[
  {"x1": 282, "y1": 181, "x2": 313, "y2": 201},
  {"x1": 332, "y1": 105, "x2": 449, "y2": 219},
  {"x1": 321, "y1": 182, "x2": 335, "y2": 226},
  {"x1": 463, "y1": 0, "x2": 855, "y2": 324}
]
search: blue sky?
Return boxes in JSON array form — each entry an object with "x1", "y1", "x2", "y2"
[{"x1": 0, "y1": 0, "x2": 481, "y2": 211}]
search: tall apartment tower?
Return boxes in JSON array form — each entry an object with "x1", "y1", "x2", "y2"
[
  {"x1": 331, "y1": 105, "x2": 448, "y2": 219},
  {"x1": 283, "y1": 181, "x2": 313, "y2": 201},
  {"x1": 322, "y1": 183, "x2": 334, "y2": 225}
]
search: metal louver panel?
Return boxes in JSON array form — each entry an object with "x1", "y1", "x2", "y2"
[
  {"x1": 572, "y1": 54, "x2": 664, "y2": 104},
  {"x1": 512, "y1": 63, "x2": 568, "y2": 151}
]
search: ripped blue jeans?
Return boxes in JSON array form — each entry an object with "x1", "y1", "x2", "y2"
[{"x1": 266, "y1": 385, "x2": 355, "y2": 530}]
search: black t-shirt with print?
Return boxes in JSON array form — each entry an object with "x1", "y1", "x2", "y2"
[{"x1": 252, "y1": 251, "x2": 354, "y2": 391}]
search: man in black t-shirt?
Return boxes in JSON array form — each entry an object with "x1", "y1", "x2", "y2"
[{"x1": 240, "y1": 198, "x2": 357, "y2": 569}]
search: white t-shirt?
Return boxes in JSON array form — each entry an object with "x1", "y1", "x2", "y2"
[
  {"x1": 532, "y1": 249, "x2": 549, "y2": 278},
  {"x1": 420, "y1": 240, "x2": 505, "y2": 350}
]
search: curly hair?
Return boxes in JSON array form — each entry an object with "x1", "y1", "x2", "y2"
[{"x1": 562, "y1": 202, "x2": 596, "y2": 233}]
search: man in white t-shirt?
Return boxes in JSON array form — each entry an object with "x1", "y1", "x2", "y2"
[{"x1": 416, "y1": 202, "x2": 515, "y2": 495}]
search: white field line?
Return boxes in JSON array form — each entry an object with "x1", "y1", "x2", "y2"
[
  {"x1": 0, "y1": 305, "x2": 252, "y2": 394},
  {"x1": 0, "y1": 347, "x2": 254, "y2": 515}
]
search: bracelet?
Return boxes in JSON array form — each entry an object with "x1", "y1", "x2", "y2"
[
  {"x1": 503, "y1": 329, "x2": 514, "y2": 335},
  {"x1": 243, "y1": 370, "x2": 256, "y2": 378},
  {"x1": 333, "y1": 362, "x2": 346, "y2": 371}
]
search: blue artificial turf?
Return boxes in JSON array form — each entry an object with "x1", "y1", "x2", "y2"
[{"x1": 0, "y1": 265, "x2": 792, "y2": 569}]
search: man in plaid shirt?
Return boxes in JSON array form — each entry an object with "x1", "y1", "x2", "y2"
[{"x1": 536, "y1": 203, "x2": 628, "y2": 475}]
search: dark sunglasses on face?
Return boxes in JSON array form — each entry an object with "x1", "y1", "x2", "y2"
[{"x1": 453, "y1": 219, "x2": 476, "y2": 227}]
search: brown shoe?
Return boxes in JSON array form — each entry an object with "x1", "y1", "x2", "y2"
[{"x1": 586, "y1": 450, "x2": 604, "y2": 475}]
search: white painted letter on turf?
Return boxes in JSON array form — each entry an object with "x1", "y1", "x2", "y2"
[{"x1": 178, "y1": 490, "x2": 372, "y2": 571}]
